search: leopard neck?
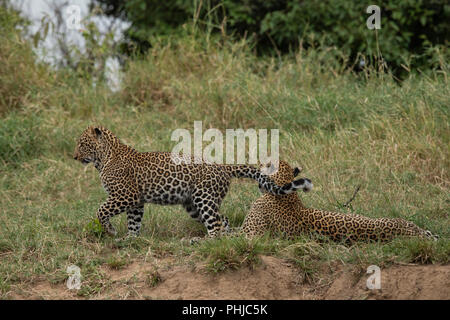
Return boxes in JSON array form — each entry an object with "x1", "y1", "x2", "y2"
[{"x1": 94, "y1": 129, "x2": 128, "y2": 171}]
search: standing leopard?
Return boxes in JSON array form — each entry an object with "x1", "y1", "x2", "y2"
[
  {"x1": 242, "y1": 160, "x2": 438, "y2": 242},
  {"x1": 73, "y1": 126, "x2": 313, "y2": 238}
]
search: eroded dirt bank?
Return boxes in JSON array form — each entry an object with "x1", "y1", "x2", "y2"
[{"x1": 9, "y1": 256, "x2": 450, "y2": 300}]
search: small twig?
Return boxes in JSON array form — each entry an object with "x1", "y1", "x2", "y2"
[{"x1": 343, "y1": 185, "x2": 361, "y2": 208}]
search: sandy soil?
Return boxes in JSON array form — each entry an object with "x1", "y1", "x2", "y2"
[{"x1": 9, "y1": 256, "x2": 450, "y2": 300}]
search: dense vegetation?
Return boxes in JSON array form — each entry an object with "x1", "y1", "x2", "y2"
[
  {"x1": 95, "y1": 0, "x2": 449, "y2": 75},
  {"x1": 0, "y1": 3, "x2": 448, "y2": 298}
]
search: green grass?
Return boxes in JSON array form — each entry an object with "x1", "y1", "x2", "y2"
[{"x1": 0, "y1": 14, "x2": 449, "y2": 298}]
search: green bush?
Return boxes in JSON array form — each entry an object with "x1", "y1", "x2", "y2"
[
  {"x1": 250, "y1": 0, "x2": 449, "y2": 73},
  {"x1": 96, "y1": 0, "x2": 449, "y2": 74}
]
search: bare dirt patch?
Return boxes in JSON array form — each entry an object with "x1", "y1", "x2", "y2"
[
  {"x1": 8, "y1": 256, "x2": 450, "y2": 300},
  {"x1": 325, "y1": 264, "x2": 450, "y2": 300}
]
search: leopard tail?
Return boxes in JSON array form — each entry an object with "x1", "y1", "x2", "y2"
[{"x1": 225, "y1": 164, "x2": 313, "y2": 195}]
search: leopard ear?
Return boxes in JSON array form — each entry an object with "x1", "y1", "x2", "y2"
[
  {"x1": 293, "y1": 167, "x2": 301, "y2": 177},
  {"x1": 94, "y1": 127, "x2": 101, "y2": 137},
  {"x1": 88, "y1": 126, "x2": 102, "y2": 139}
]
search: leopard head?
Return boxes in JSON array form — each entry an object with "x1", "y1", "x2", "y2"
[
  {"x1": 259, "y1": 160, "x2": 310, "y2": 193},
  {"x1": 73, "y1": 125, "x2": 121, "y2": 167},
  {"x1": 73, "y1": 126, "x2": 103, "y2": 165},
  {"x1": 260, "y1": 160, "x2": 301, "y2": 184}
]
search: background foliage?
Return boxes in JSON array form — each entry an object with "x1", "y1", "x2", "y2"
[{"x1": 94, "y1": 0, "x2": 449, "y2": 75}]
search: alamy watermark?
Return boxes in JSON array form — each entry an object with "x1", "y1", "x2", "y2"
[
  {"x1": 66, "y1": 265, "x2": 82, "y2": 290},
  {"x1": 366, "y1": 5, "x2": 381, "y2": 30},
  {"x1": 170, "y1": 121, "x2": 279, "y2": 169},
  {"x1": 366, "y1": 265, "x2": 381, "y2": 290},
  {"x1": 64, "y1": 5, "x2": 82, "y2": 30}
]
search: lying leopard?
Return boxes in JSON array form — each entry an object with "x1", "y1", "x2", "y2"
[
  {"x1": 242, "y1": 160, "x2": 438, "y2": 242},
  {"x1": 73, "y1": 126, "x2": 313, "y2": 238}
]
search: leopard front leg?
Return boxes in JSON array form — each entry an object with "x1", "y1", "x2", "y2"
[
  {"x1": 97, "y1": 196, "x2": 124, "y2": 236},
  {"x1": 126, "y1": 204, "x2": 144, "y2": 237},
  {"x1": 97, "y1": 194, "x2": 140, "y2": 236}
]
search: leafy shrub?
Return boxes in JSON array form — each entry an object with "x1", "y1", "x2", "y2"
[
  {"x1": 96, "y1": 0, "x2": 449, "y2": 74},
  {"x1": 0, "y1": 4, "x2": 53, "y2": 113}
]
